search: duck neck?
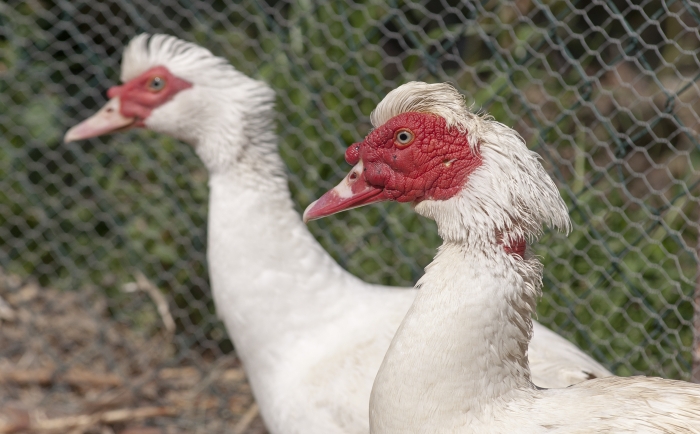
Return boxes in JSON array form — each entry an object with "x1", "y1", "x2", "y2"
[
  {"x1": 193, "y1": 81, "x2": 286, "y2": 183},
  {"x1": 200, "y1": 91, "x2": 359, "y2": 360},
  {"x1": 370, "y1": 237, "x2": 541, "y2": 429}
]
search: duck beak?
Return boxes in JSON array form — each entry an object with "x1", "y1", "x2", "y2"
[
  {"x1": 64, "y1": 98, "x2": 136, "y2": 142},
  {"x1": 303, "y1": 161, "x2": 385, "y2": 223}
]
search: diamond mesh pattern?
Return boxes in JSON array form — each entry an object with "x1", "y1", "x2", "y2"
[{"x1": 1, "y1": 0, "x2": 700, "y2": 431}]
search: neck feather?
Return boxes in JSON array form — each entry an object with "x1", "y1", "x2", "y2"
[
  {"x1": 370, "y1": 239, "x2": 542, "y2": 430},
  {"x1": 199, "y1": 84, "x2": 365, "y2": 351},
  {"x1": 206, "y1": 169, "x2": 368, "y2": 361},
  {"x1": 193, "y1": 80, "x2": 286, "y2": 189},
  {"x1": 181, "y1": 75, "x2": 365, "y2": 349}
]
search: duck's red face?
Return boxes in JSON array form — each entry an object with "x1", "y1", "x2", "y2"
[
  {"x1": 64, "y1": 66, "x2": 192, "y2": 142},
  {"x1": 106, "y1": 66, "x2": 192, "y2": 126},
  {"x1": 303, "y1": 112, "x2": 482, "y2": 222}
]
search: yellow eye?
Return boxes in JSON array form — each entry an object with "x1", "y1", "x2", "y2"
[
  {"x1": 148, "y1": 76, "x2": 166, "y2": 91},
  {"x1": 395, "y1": 129, "x2": 414, "y2": 147}
]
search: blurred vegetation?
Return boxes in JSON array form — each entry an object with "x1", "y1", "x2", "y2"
[{"x1": 1, "y1": 0, "x2": 700, "y2": 379}]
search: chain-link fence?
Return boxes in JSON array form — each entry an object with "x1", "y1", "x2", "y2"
[{"x1": 1, "y1": 0, "x2": 700, "y2": 432}]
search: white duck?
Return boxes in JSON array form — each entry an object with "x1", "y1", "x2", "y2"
[
  {"x1": 305, "y1": 81, "x2": 700, "y2": 433},
  {"x1": 65, "y1": 35, "x2": 611, "y2": 434}
]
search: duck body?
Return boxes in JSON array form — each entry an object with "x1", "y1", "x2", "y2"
[
  {"x1": 207, "y1": 171, "x2": 411, "y2": 434},
  {"x1": 305, "y1": 81, "x2": 700, "y2": 433},
  {"x1": 371, "y1": 243, "x2": 700, "y2": 434}
]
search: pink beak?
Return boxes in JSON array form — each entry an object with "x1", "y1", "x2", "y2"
[
  {"x1": 64, "y1": 98, "x2": 136, "y2": 142},
  {"x1": 303, "y1": 161, "x2": 386, "y2": 223}
]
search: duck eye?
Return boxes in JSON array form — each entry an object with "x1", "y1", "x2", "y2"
[
  {"x1": 148, "y1": 76, "x2": 165, "y2": 91},
  {"x1": 395, "y1": 129, "x2": 414, "y2": 147}
]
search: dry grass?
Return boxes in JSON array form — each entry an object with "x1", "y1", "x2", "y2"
[{"x1": 0, "y1": 268, "x2": 267, "y2": 434}]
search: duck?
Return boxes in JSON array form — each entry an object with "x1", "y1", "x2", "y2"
[
  {"x1": 304, "y1": 81, "x2": 700, "y2": 433},
  {"x1": 65, "y1": 35, "x2": 612, "y2": 434}
]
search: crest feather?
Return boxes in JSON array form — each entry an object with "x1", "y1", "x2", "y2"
[
  {"x1": 121, "y1": 34, "x2": 239, "y2": 85},
  {"x1": 370, "y1": 82, "x2": 484, "y2": 150}
]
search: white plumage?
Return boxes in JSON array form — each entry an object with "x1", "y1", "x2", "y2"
[
  {"x1": 68, "y1": 36, "x2": 612, "y2": 434},
  {"x1": 313, "y1": 82, "x2": 700, "y2": 433}
]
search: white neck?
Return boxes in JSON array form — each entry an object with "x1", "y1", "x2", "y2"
[
  {"x1": 370, "y1": 238, "x2": 541, "y2": 431},
  {"x1": 200, "y1": 94, "x2": 363, "y2": 366},
  {"x1": 195, "y1": 81, "x2": 284, "y2": 177}
]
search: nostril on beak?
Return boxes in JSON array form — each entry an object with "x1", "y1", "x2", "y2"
[{"x1": 349, "y1": 171, "x2": 358, "y2": 182}]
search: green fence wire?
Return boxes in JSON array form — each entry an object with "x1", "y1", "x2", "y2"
[{"x1": 1, "y1": 0, "x2": 700, "y2": 431}]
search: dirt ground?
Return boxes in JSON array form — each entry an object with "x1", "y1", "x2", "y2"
[{"x1": 0, "y1": 268, "x2": 267, "y2": 434}]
